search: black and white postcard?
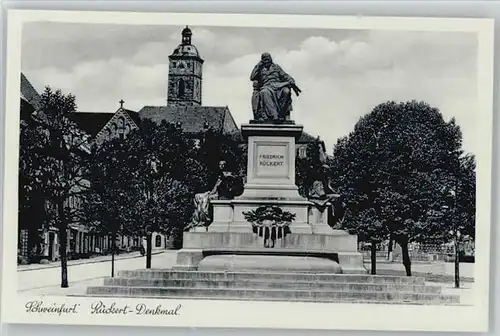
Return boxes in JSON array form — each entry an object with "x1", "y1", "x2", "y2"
[{"x1": 1, "y1": 10, "x2": 494, "y2": 332}]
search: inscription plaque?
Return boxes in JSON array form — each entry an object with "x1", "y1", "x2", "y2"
[{"x1": 256, "y1": 144, "x2": 288, "y2": 178}]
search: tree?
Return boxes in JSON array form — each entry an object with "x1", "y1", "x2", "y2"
[
  {"x1": 133, "y1": 122, "x2": 247, "y2": 251},
  {"x1": 296, "y1": 141, "x2": 325, "y2": 197},
  {"x1": 439, "y1": 153, "x2": 476, "y2": 287},
  {"x1": 332, "y1": 100, "x2": 465, "y2": 276},
  {"x1": 81, "y1": 119, "x2": 247, "y2": 271},
  {"x1": 23, "y1": 87, "x2": 91, "y2": 287},
  {"x1": 19, "y1": 115, "x2": 53, "y2": 261},
  {"x1": 196, "y1": 126, "x2": 247, "y2": 193},
  {"x1": 120, "y1": 120, "x2": 205, "y2": 267},
  {"x1": 454, "y1": 154, "x2": 476, "y2": 241},
  {"x1": 81, "y1": 137, "x2": 134, "y2": 277}
]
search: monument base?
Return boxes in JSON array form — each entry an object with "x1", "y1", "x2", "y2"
[
  {"x1": 173, "y1": 121, "x2": 367, "y2": 275},
  {"x1": 197, "y1": 255, "x2": 343, "y2": 274},
  {"x1": 173, "y1": 231, "x2": 367, "y2": 274},
  {"x1": 237, "y1": 184, "x2": 304, "y2": 201},
  {"x1": 209, "y1": 198, "x2": 312, "y2": 233}
]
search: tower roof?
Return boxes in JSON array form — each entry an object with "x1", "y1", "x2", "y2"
[
  {"x1": 181, "y1": 26, "x2": 192, "y2": 38},
  {"x1": 170, "y1": 26, "x2": 201, "y2": 58}
]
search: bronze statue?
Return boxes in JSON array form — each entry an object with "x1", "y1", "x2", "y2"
[
  {"x1": 187, "y1": 161, "x2": 242, "y2": 230},
  {"x1": 307, "y1": 138, "x2": 346, "y2": 228},
  {"x1": 250, "y1": 52, "x2": 301, "y2": 122}
]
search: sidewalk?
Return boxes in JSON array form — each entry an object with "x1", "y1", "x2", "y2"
[
  {"x1": 364, "y1": 261, "x2": 475, "y2": 282},
  {"x1": 17, "y1": 250, "x2": 176, "y2": 291},
  {"x1": 17, "y1": 250, "x2": 165, "y2": 272}
]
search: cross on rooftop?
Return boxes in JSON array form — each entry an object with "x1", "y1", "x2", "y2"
[{"x1": 119, "y1": 99, "x2": 125, "y2": 108}]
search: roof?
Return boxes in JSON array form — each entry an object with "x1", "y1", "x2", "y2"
[
  {"x1": 169, "y1": 26, "x2": 202, "y2": 59},
  {"x1": 123, "y1": 108, "x2": 141, "y2": 126},
  {"x1": 138, "y1": 105, "x2": 238, "y2": 134},
  {"x1": 170, "y1": 44, "x2": 201, "y2": 59},
  {"x1": 298, "y1": 131, "x2": 317, "y2": 143},
  {"x1": 20, "y1": 73, "x2": 41, "y2": 109},
  {"x1": 70, "y1": 108, "x2": 141, "y2": 141},
  {"x1": 68, "y1": 112, "x2": 114, "y2": 136}
]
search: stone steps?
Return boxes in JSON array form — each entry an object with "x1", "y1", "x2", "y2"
[
  {"x1": 84, "y1": 269, "x2": 460, "y2": 305},
  {"x1": 85, "y1": 285, "x2": 459, "y2": 304},
  {"x1": 115, "y1": 269, "x2": 427, "y2": 285},
  {"x1": 78, "y1": 294, "x2": 460, "y2": 305},
  {"x1": 102, "y1": 277, "x2": 442, "y2": 293}
]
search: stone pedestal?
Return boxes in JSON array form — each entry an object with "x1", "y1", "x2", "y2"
[
  {"x1": 173, "y1": 121, "x2": 367, "y2": 275},
  {"x1": 308, "y1": 203, "x2": 340, "y2": 234},
  {"x1": 238, "y1": 123, "x2": 304, "y2": 201},
  {"x1": 209, "y1": 199, "x2": 312, "y2": 234},
  {"x1": 208, "y1": 123, "x2": 312, "y2": 234}
]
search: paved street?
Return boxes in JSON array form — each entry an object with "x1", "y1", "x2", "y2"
[{"x1": 18, "y1": 251, "x2": 177, "y2": 292}]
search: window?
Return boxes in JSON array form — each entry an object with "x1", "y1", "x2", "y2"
[
  {"x1": 178, "y1": 79, "x2": 185, "y2": 98},
  {"x1": 73, "y1": 197, "x2": 80, "y2": 209},
  {"x1": 298, "y1": 146, "x2": 307, "y2": 158},
  {"x1": 193, "y1": 139, "x2": 201, "y2": 148},
  {"x1": 155, "y1": 235, "x2": 162, "y2": 247}
]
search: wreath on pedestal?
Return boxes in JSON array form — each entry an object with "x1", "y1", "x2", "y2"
[
  {"x1": 243, "y1": 205, "x2": 296, "y2": 226},
  {"x1": 243, "y1": 205, "x2": 296, "y2": 246}
]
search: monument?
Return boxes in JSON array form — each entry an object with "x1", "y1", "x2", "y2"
[
  {"x1": 86, "y1": 53, "x2": 460, "y2": 305},
  {"x1": 173, "y1": 53, "x2": 367, "y2": 274}
]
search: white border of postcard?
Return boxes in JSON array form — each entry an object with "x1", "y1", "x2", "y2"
[{"x1": 1, "y1": 10, "x2": 494, "y2": 332}]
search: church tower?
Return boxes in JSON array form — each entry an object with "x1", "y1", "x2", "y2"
[{"x1": 167, "y1": 26, "x2": 204, "y2": 106}]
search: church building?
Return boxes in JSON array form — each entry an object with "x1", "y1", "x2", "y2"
[{"x1": 73, "y1": 26, "x2": 239, "y2": 150}]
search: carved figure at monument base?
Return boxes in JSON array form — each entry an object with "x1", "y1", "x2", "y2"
[
  {"x1": 307, "y1": 138, "x2": 346, "y2": 229},
  {"x1": 187, "y1": 161, "x2": 243, "y2": 230}
]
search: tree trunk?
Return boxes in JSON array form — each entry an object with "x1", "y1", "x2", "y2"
[
  {"x1": 146, "y1": 232, "x2": 152, "y2": 269},
  {"x1": 370, "y1": 241, "x2": 377, "y2": 275},
  {"x1": 400, "y1": 239, "x2": 412, "y2": 276},
  {"x1": 111, "y1": 231, "x2": 116, "y2": 277},
  {"x1": 387, "y1": 237, "x2": 394, "y2": 262},
  {"x1": 454, "y1": 232, "x2": 460, "y2": 288},
  {"x1": 58, "y1": 225, "x2": 69, "y2": 288},
  {"x1": 174, "y1": 228, "x2": 183, "y2": 249},
  {"x1": 57, "y1": 199, "x2": 69, "y2": 288}
]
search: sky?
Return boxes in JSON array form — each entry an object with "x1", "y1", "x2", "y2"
[{"x1": 21, "y1": 22, "x2": 479, "y2": 155}]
